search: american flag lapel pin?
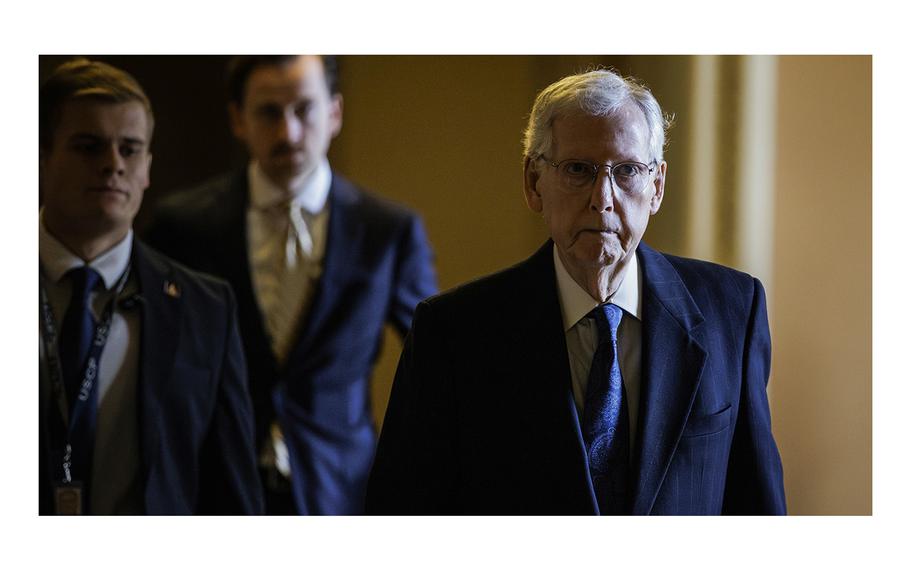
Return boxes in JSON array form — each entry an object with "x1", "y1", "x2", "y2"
[{"x1": 163, "y1": 280, "x2": 181, "y2": 298}]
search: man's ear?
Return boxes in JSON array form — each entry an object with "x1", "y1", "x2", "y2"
[
  {"x1": 649, "y1": 161, "x2": 667, "y2": 215},
  {"x1": 329, "y1": 93, "x2": 343, "y2": 139},
  {"x1": 523, "y1": 157, "x2": 543, "y2": 213},
  {"x1": 228, "y1": 102, "x2": 246, "y2": 141}
]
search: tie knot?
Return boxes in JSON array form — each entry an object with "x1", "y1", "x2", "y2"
[
  {"x1": 67, "y1": 266, "x2": 102, "y2": 303},
  {"x1": 591, "y1": 303, "x2": 622, "y2": 341}
]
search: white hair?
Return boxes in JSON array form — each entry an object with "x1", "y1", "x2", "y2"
[{"x1": 522, "y1": 68, "x2": 673, "y2": 164}]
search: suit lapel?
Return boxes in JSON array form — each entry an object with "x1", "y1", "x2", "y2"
[
  {"x1": 217, "y1": 173, "x2": 276, "y2": 366},
  {"x1": 216, "y1": 173, "x2": 255, "y2": 307},
  {"x1": 216, "y1": 170, "x2": 362, "y2": 378},
  {"x1": 631, "y1": 242, "x2": 707, "y2": 514},
  {"x1": 283, "y1": 175, "x2": 364, "y2": 372},
  {"x1": 133, "y1": 242, "x2": 183, "y2": 477},
  {"x1": 519, "y1": 242, "x2": 598, "y2": 513}
]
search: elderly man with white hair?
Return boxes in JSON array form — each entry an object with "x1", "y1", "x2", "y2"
[{"x1": 366, "y1": 69, "x2": 786, "y2": 515}]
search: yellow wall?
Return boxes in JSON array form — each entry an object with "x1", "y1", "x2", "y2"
[{"x1": 771, "y1": 56, "x2": 872, "y2": 515}]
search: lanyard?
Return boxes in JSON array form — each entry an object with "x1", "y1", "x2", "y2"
[{"x1": 39, "y1": 266, "x2": 130, "y2": 484}]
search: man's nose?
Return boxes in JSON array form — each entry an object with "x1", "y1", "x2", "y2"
[
  {"x1": 278, "y1": 109, "x2": 304, "y2": 143},
  {"x1": 101, "y1": 144, "x2": 125, "y2": 176},
  {"x1": 589, "y1": 169, "x2": 615, "y2": 212}
]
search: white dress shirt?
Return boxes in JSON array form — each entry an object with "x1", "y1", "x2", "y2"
[
  {"x1": 247, "y1": 158, "x2": 331, "y2": 365},
  {"x1": 39, "y1": 217, "x2": 143, "y2": 514},
  {"x1": 553, "y1": 246, "x2": 643, "y2": 450},
  {"x1": 246, "y1": 158, "x2": 332, "y2": 477}
]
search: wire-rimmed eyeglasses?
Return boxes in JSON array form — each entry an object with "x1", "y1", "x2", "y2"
[{"x1": 537, "y1": 156, "x2": 656, "y2": 195}]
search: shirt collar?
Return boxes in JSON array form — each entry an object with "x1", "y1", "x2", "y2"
[
  {"x1": 248, "y1": 158, "x2": 332, "y2": 215},
  {"x1": 553, "y1": 244, "x2": 642, "y2": 332},
  {"x1": 39, "y1": 212, "x2": 133, "y2": 290}
]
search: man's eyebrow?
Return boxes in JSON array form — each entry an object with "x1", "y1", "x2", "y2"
[
  {"x1": 68, "y1": 132, "x2": 102, "y2": 142},
  {"x1": 68, "y1": 132, "x2": 146, "y2": 145}
]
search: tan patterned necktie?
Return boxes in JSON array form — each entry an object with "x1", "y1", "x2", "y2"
[{"x1": 255, "y1": 202, "x2": 314, "y2": 365}]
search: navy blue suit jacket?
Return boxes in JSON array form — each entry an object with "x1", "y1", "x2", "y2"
[
  {"x1": 147, "y1": 171, "x2": 437, "y2": 515},
  {"x1": 366, "y1": 240, "x2": 786, "y2": 514},
  {"x1": 39, "y1": 241, "x2": 263, "y2": 514}
]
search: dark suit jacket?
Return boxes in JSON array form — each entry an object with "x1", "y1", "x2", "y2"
[
  {"x1": 147, "y1": 171, "x2": 437, "y2": 515},
  {"x1": 366, "y1": 240, "x2": 786, "y2": 515},
  {"x1": 39, "y1": 241, "x2": 263, "y2": 514}
]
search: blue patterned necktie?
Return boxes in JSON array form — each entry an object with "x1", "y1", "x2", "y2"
[
  {"x1": 59, "y1": 266, "x2": 101, "y2": 409},
  {"x1": 582, "y1": 303, "x2": 630, "y2": 515},
  {"x1": 59, "y1": 266, "x2": 101, "y2": 500}
]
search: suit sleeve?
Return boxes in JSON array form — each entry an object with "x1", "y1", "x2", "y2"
[
  {"x1": 366, "y1": 300, "x2": 458, "y2": 514},
  {"x1": 387, "y1": 215, "x2": 438, "y2": 337},
  {"x1": 196, "y1": 284, "x2": 265, "y2": 514},
  {"x1": 723, "y1": 278, "x2": 787, "y2": 514}
]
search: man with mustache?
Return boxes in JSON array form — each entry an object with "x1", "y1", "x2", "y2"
[
  {"x1": 367, "y1": 69, "x2": 786, "y2": 515},
  {"x1": 148, "y1": 55, "x2": 437, "y2": 515},
  {"x1": 39, "y1": 59, "x2": 262, "y2": 514}
]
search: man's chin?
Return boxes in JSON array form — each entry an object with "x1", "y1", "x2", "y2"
[
  {"x1": 265, "y1": 160, "x2": 314, "y2": 186},
  {"x1": 53, "y1": 213, "x2": 130, "y2": 246},
  {"x1": 567, "y1": 242, "x2": 623, "y2": 268}
]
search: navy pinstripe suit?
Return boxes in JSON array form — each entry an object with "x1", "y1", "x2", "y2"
[
  {"x1": 366, "y1": 240, "x2": 786, "y2": 514},
  {"x1": 148, "y1": 171, "x2": 437, "y2": 515}
]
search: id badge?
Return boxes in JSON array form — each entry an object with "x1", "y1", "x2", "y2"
[{"x1": 54, "y1": 483, "x2": 82, "y2": 515}]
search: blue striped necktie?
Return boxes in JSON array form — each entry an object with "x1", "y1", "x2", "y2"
[
  {"x1": 59, "y1": 266, "x2": 101, "y2": 502},
  {"x1": 60, "y1": 266, "x2": 101, "y2": 409},
  {"x1": 582, "y1": 303, "x2": 630, "y2": 515}
]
